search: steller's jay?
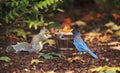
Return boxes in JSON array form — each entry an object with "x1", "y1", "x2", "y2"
[{"x1": 72, "y1": 26, "x2": 98, "y2": 59}]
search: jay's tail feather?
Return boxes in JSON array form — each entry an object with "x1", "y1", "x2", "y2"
[{"x1": 87, "y1": 49, "x2": 98, "y2": 59}]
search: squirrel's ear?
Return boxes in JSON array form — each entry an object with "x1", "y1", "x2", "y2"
[
  {"x1": 40, "y1": 27, "x2": 45, "y2": 31},
  {"x1": 42, "y1": 27, "x2": 45, "y2": 29}
]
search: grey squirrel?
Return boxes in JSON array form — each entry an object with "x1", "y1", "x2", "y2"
[{"x1": 6, "y1": 27, "x2": 52, "y2": 53}]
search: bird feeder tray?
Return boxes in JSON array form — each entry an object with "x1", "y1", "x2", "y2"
[{"x1": 55, "y1": 32, "x2": 74, "y2": 50}]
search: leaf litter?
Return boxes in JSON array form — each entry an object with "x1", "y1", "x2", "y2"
[{"x1": 0, "y1": 12, "x2": 120, "y2": 73}]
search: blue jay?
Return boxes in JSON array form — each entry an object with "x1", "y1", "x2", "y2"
[{"x1": 72, "y1": 26, "x2": 98, "y2": 59}]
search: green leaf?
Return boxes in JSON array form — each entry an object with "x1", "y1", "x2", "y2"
[
  {"x1": 34, "y1": 5, "x2": 39, "y2": 12},
  {"x1": 11, "y1": 2, "x2": 15, "y2": 7},
  {"x1": 51, "y1": 0, "x2": 54, "y2": 4},
  {"x1": 28, "y1": 21, "x2": 43, "y2": 30},
  {"x1": 0, "y1": 56, "x2": 11, "y2": 62},
  {"x1": 17, "y1": 29, "x2": 27, "y2": 39},
  {"x1": 40, "y1": 15, "x2": 44, "y2": 23},
  {"x1": 23, "y1": 0, "x2": 27, "y2": 4},
  {"x1": 105, "y1": 70, "x2": 116, "y2": 73},
  {"x1": 39, "y1": 2, "x2": 44, "y2": 9},
  {"x1": 13, "y1": 9, "x2": 19, "y2": 17},
  {"x1": 99, "y1": 71, "x2": 105, "y2": 73},
  {"x1": 117, "y1": 36, "x2": 120, "y2": 41},
  {"x1": 5, "y1": 16, "x2": 9, "y2": 23},
  {"x1": 54, "y1": 0, "x2": 59, "y2": 2},
  {"x1": 42, "y1": 2, "x2": 48, "y2": 8},
  {"x1": 39, "y1": 52, "x2": 64, "y2": 59},
  {"x1": 9, "y1": 11, "x2": 14, "y2": 20},
  {"x1": 59, "y1": 0, "x2": 63, "y2": 1},
  {"x1": 29, "y1": 22, "x2": 34, "y2": 29},
  {"x1": 2, "y1": 0, "x2": 63, "y2": 29},
  {"x1": 57, "y1": 8, "x2": 64, "y2": 12},
  {"x1": 48, "y1": 21, "x2": 61, "y2": 28},
  {"x1": 34, "y1": 24, "x2": 38, "y2": 30},
  {"x1": 46, "y1": 0, "x2": 51, "y2": 5},
  {"x1": 38, "y1": 2, "x2": 44, "y2": 9},
  {"x1": 15, "y1": 2, "x2": 19, "y2": 6}
]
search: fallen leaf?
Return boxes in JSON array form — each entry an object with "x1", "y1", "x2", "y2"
[
  {"x1": 85, "y1": 32, "x2": 101, "y2": 36},
  {"x1": 17, "y1": 29, "x2": 27, "y2": 39},
  {"x1": 72, "y1": 52, "x2": 87, "y2": 55},
  {"x1": 6, "y1": 35, "x2": 17, "y2": 39},
  {"x1": 110, "y1": 46, "x2": 120, "y2": 50},
  {"x1": 60, "y1": 18, "x2": 72, "y2": 33},
  {"x1": 82, "y1": 14, "x2": 94, "y2": 21},
  {"x1": 62, "y1": 18, "x2": 71, "y2": 27},
  {"x1": 65, "y1": 70, "x2": 74, "y2": 73},
  {"x1": 115, "y1": 30, "x2": 120, "y2": 36},
  {"x1": 96, "y1": 13, "x2": 103, "y2": 18},
  {"x1": 73, "y1": 20, "x2": 86, "y2": 26},
  {"x1": 62, "y1": 25, "x2": 72, "y2": 33},
  {"x1": 84, "y1": 32, "x2": 101, "y2": 42},
  {"x1": 99, "y1": 41, "x2": 120, "y2": 47},
  {"x1": 0, "y1": 56, "x2": 11, "y2": 62},
  {"x1": 98, "y1": 34, "x2": 111, "y2": 42},
  {"x1": 31, "y1": 59, "x2": 43, "y2": 64},
  {"x1": 105, "y1": 22, "x2": 120, "y2": 30},
  {"x1": 112, "y1": 13, "x2": 120, "y2": 20},
  {"x1": 67, "y1": 56, "x2": 85, "y2": 63},
  {"x1": 90, "y1": 66, "x2": 103, "y2": 72},
  {"x1": 43, "y1": 39, "x2": 56, "y2": 45},
  {"x1": 90, "y1": 66, "x2": 120, "y2": 72},
  {"x1": 111, "y1": 25, "x2": 120, "y2": 30},
  {"x1": 108, "y1": 41, "x2": 120, "y2": 45},
  {"x1": 106, "y1": 29, "x2": 113, "y2": 34},
  {"x1": 24, "y1": 68, "x2": 30, "y2": 72},
  {"x1": 85, "y1": 32, "x2": 111, "y2": 42},
  {"x1": 92, "y1": 28, "x2": 101, "y2": 33},
  {"x1": 105, "y1": 70, "x2": 116, "y2": 73},
  {"x1": 105, "y1": 22, "x2": 115, "y2": 27},
  {"x1": 117, "y1": 36, "x2": 120, "y2": 41},
  {"x1": 46, "y1": 70, "x2": 55, "y2": 73},
  {"x1": 39, "y1": 52, "x2": 64, "y2": 59}
]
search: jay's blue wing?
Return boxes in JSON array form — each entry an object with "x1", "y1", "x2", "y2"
[
  {"x1": 73, "y1": 40, "x2": 98, "y2": 59},
  {"x1": 73, "y1": 41, "x2": 86, "y2": 52}
]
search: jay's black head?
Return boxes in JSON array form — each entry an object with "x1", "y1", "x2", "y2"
[
  {"x1": 71, "y1": 24, "x2": 80, "y2": 35},
  {"x1": 72, "y1": 27, "x2": 79, "y2": 35}
]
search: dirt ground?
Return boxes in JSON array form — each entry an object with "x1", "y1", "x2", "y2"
[
  {"x1": 0, "y1": 23, "x2": 120, "y2": 73},
  {"x1": 0, "y1": 34, "x2": 120, "y2": 73}
]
